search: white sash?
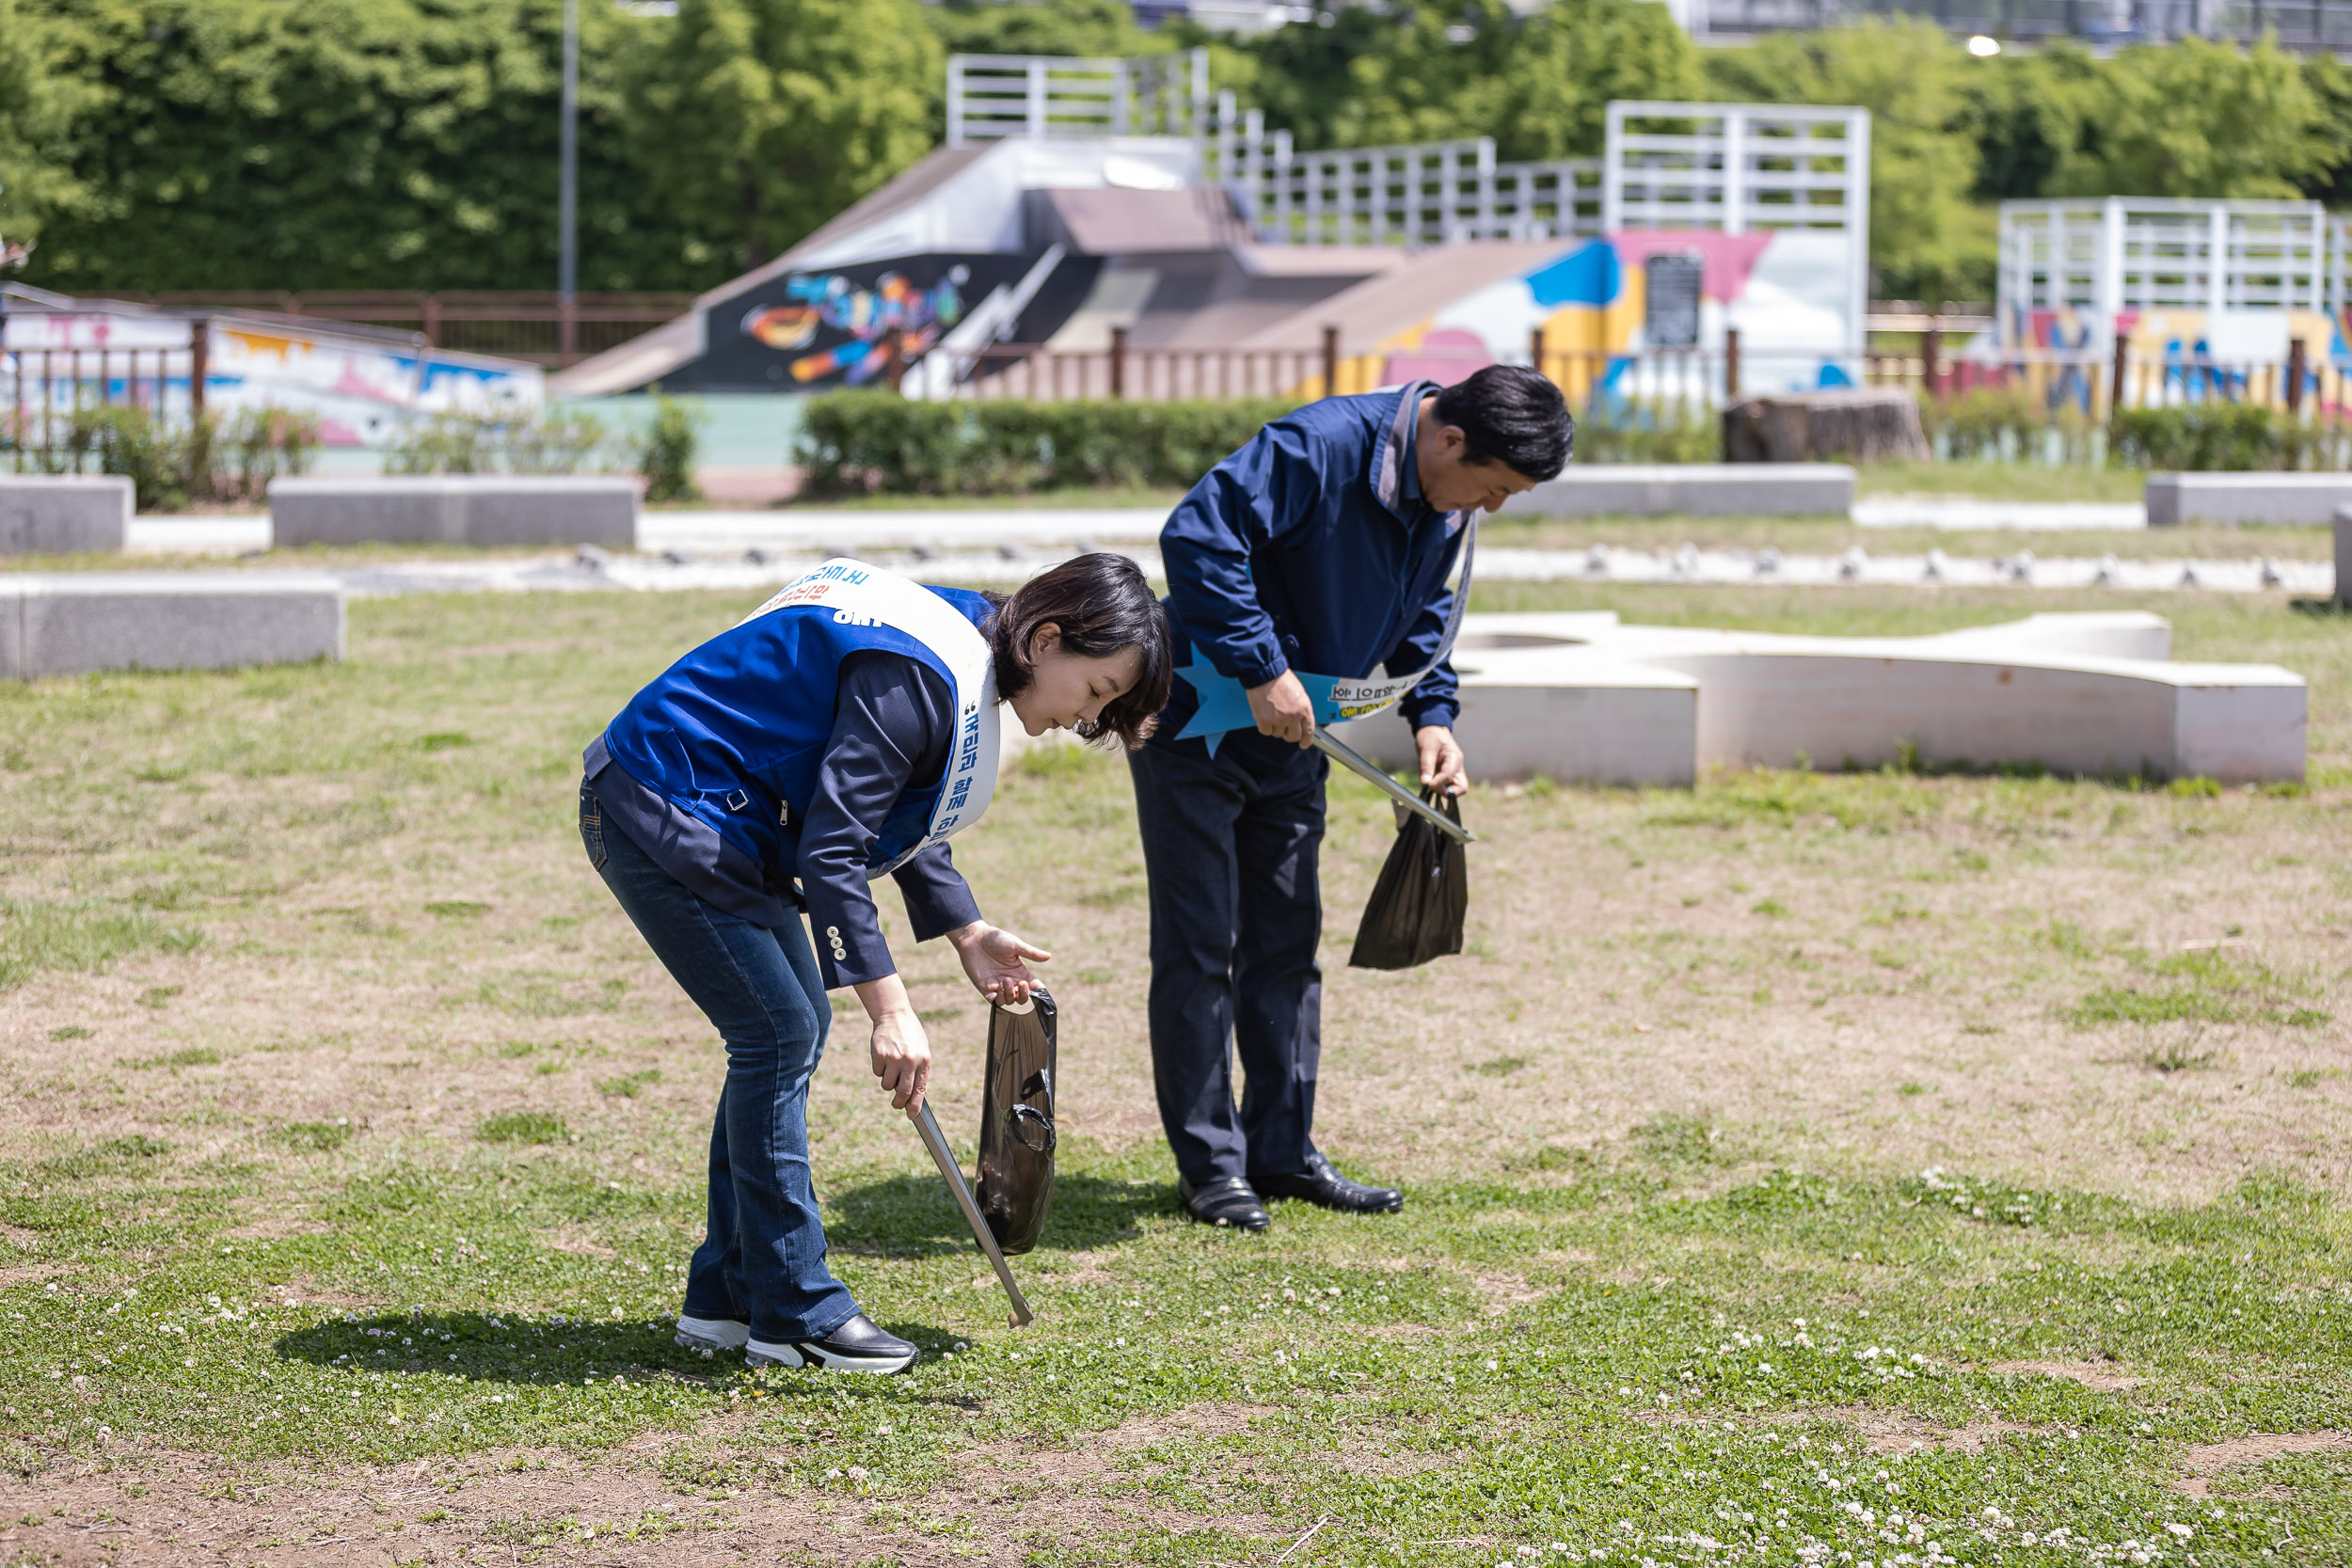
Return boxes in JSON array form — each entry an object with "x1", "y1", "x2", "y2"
[
  {"x1": 742, "y1": 559, "x2": 1001, "y2": 878},
  {"x1": 1322, "y1": 512, "x2": 1479, "y2": 723}
]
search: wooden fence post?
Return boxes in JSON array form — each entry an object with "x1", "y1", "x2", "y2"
[
  {"x1": 2287, "y1": 336, "x2": 2307, "y2": 417},
  {"x1": 1724, "y1": 326, "x2": 1740, "y2": 404},
  {"x1": 1109, "y1": 325, "x2": 1128, "y2": 401},
  {"x1": 1528, "y1": 325, "x2": 1548, "y2": 386},
  {"x1": 558, "y1": 293, "x2": 578, "y2": 368},
  {"x1": 2109, "y1": 330, "x2": 2130, "y2": 420},
  {"x1": 1921, "y1": 325, "x2": 1941, "y2": 403},
  {"x1": 188, "y1": 317, "x2": 208, "y2": 423},
  {"x1": 421, "y1": 293, "x2": 443, "y2": 350},
  {"x1": 1321, "y1": 324, "x2": 1340, "y2": 400}
]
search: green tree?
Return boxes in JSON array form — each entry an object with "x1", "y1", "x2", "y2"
[
  {"x1": 2040, "y1": 38, "x2": 2345, "y2": 201},
  {"x1": 923, "y1": 0, "x2": 1158, "y2": 59},
  {"x1": 1336, "y1": 0, "x2": 1699, "y2": 161},
  {"x1": 1192, "y1": 5, "x2": 1399, "y2": 152},
  {"x1": 631, "y1": 0, "x2": 939, "y2": 274},
  {"x1": 0, "y1": 0, "x2": 101, "y2": 262},
  {"x1": 1954, "y1": 40, "x2": 2101, "y2": 204},
  {"x1": 1704, "y1": 21, "x2": 1984, "y2": 302},
  {"x1": 21, "y1": 0, "x2": 706, "y2": 293}
]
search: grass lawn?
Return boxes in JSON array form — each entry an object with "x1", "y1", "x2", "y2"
[
  {"x1": 0, "y1": 585, "x2": 2346, "y2": 1565},
  {"x1": 1852, "y1": 465, "x2": 2148, "y2": 506}
]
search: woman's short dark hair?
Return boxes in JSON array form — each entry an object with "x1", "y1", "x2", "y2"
[
  {"x1": 1433, "y1": 365, "x2": 1574, "y2": 481},
  {"x1": 984, "y1": 552, "x2": 1171, "y2": 749}
]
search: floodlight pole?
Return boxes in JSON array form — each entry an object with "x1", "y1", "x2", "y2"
[{"x1": 558, "y1": 0, "x2": 580, "y2": 364}]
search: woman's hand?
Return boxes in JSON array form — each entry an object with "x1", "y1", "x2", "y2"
[
  {"x1": 852, "y1": 974, "x2": 931, "y2": 1118},
  {"x1": 946, "y1": 921, "x2": 1052, "y2": 1006}
]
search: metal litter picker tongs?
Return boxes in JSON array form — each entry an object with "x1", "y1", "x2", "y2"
[
  {"x1": 1311, "y1": 727, "x2": 1477, "y2": 845},
  {"x1": 914, "y1": 1102, "x2": 1035, "y2": 1327}
]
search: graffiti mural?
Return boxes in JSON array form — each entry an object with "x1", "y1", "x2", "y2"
[
  {"x1": 2, "y1": 309, "x2": 540, "y2": 449},
  {"x1": 1364, "y1": 230, "x2": 1859, "y2": 404},
  {"x1": 668, "y1": 253, "x2": 1097, "y2": 394}
]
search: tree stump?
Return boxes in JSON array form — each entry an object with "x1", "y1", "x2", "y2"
[{"x1": 1723, "y1": 389, "x2": 1931, "y2": 464}]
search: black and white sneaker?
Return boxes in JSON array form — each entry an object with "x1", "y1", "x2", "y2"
[
  {"x1": 675, "y1": 1314, "x2": 749, "y2": 1356},
  {"x1": 746, "y1": 1313, "x2": 919, "y2": 1374}
]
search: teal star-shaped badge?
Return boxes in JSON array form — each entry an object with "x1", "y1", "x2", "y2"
[{"x1": 1174, "y1": 659, "x2": 1337, "y2": 752}]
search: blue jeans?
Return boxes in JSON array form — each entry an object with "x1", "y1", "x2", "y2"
[
  {"x1": 580, "y1": 782, "x2": 859, "y2": 1342},
  {"x1": 1127, "y1": 731, "x2": 1327, "y2": 1188}
]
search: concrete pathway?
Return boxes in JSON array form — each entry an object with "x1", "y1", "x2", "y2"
[
  {"x1": 1851, "y1": 499, "x2": 2147, "y2": 531},
  {"x1": 123, "y1": 508, "x2": 1173, "y2": 557},
  {"x1": 127, "y1": 497, "x2": 2167, "y2": 559},
  {"x1": 105, "y1": 541, "x2": 2331, "y2": 601}
]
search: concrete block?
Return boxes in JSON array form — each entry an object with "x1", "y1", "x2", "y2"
[
  {"x1": 0, "y1": 475, "x2": 133, "y2": 555},
  {"x1": 2146, "y1": 472, "x2": 2352, "y2": 528},
  {"x1": 1503, "y1": 464, "x2": 1853, "y2": 518},
  {"x1": 2335, "y1": 504, "x2": 2352, "y2": 605},
  {"x1": 0, "y1": 573, "x2": 345, "y2": 679},
  {"x1": 1323, "y1": 610, "x2": 2304, "y2": 785},
  {"x1": 268, "y1": 476, "x2": 637, "y2": 548}
]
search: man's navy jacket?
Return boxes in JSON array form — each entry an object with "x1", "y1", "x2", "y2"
[{"x1": 1154, "y1": 380, "x2": 1466, "y2": 743}]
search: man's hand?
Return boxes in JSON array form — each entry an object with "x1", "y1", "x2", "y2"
[
  {"x1": 946, "y1": 920, "x2": 1051, "y2": 1006},
  {"x1": 1414, "y1": 724, "x2": 1469, "y2": 796},
  {"x1": 1247, "y1": 670, "x2": 1316, "y2": 748}
]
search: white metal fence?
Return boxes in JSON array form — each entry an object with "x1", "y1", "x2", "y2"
[
  {"x1": 1223, "y1": 134, "x2": 1602, "y2": 248},
  {"x1": 1998, "y1": 198, "x2": 2343, "y2": 335},
  {"x1": 1601, "y1": 102, "x2": 1870, "y2": 238},
  {"x1": 946, "y1": 51, "x2": 1213, "y2": 146}
]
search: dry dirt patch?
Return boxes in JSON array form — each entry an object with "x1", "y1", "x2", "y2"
[
  {"x1": 0, "y1": 1403, "x2": 1294, "y2": 1566},
  {"x1": 2170, "y1": 1430, "x2": 2352, "y2": 1497},
  {"x1": 1820, "y1": 1406, "x2": 2042, "y2": 1455},
  {"x1": 1985, "y1": 1359, "x2": 2145, "y2": 1392}
]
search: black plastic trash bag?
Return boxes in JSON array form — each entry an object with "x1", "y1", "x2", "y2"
[
  {"x1": 975, "y1": 989, "x2": 1057, "y2": 1256},
  {"x1": 1348, "y1": 788, "x2": 1469, "y2": 971}
]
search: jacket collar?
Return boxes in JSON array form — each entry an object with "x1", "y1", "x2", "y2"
[{"x1": 1370, "y1": 379, "x2": 1440, "y2": 523}]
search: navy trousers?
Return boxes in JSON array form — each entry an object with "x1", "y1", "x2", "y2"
[
  {"x1": 1128, "y1": 730, "x2": 1327, "y2": 1188},
  {"x1": 580, "y1": 783, "x2": 859, "y2": 1344}
]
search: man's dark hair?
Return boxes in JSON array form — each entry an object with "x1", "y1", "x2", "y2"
[
  {"x1": 985, "y1": 552, "x2": 1173, "y2": 749},
  {"x1": 1433, "y1": 365, "x2": 1574, "y2": 481}
]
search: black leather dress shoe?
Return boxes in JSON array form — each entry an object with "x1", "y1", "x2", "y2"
[
  {"x1": 1249, "y1": 1152, "x2": 1404, "y2": 1213},
  {"x1": 1179, "y1": 1175, "x2": 1270, "y2": 1231},
  {"x1": 746, "y1": 1312, "x2": 918, "y2": 1373}
]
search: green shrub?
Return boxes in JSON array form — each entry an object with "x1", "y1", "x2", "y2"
[
  {"x1": 384, "y1": 408, "x2": 610, "y2": 476},
  {"x1": 2109, "y1": 403, "x2": 2352, "y2": 471},
  {"x1": 214, "y1": 406, "x2": 324, "y2": 501},
  {"x1": 793, "y1": 393, "x2": 1295, "y2": 498},
  {"x1": 1571, "y1": 394, "x2": 1718, "y2": 464},
  {"x1": 638, "y1": 388, "x2": 704, "y2": 503},
  {"x1": 14, "y1": 404, "x2": 322, "y2": 513}
]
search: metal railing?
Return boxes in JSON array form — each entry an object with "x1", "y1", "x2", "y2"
[
  {"x1": 946, "y1": 49, "x2": 1213, "y2": 146},
  {"x1": 926, "y1": 327, "x2": 1380, "y2": 404},
  {"x1": 1859, "y1": 331, "x2": 2352, "y2": 426},
  {"x1": 4, "y1": 328, "x2": 204, "y2": 471},
  {"x1": 1696, "y1": 0, "x2": 2352, "y2": 51},
  {"x1": 103, "y1": 291, "x2": 694, "y2": 368}
]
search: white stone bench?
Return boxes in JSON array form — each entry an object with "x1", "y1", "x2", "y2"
[
  {"x1": 2145, "y1": 472, "x2": 2352, "y2": 528},
  {"x1": 0, "y1": 475, "x2": 133, "y2": 555},
  {"x1": 1501, "y1": 464, "x2": 1853, "y2": 518},
  {"x1": 268, "y1": 476, "x2": 637, "y2": 548},
  {"x1": 1327, "y1": 610, "x2": 2305, "y2": 785},
  {"x1": 0, "y1": 573, "x2": 345, "y2": 679},
  {"x1": 2335, "y1": 506, "x2": 2352, "y2": 605}
]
